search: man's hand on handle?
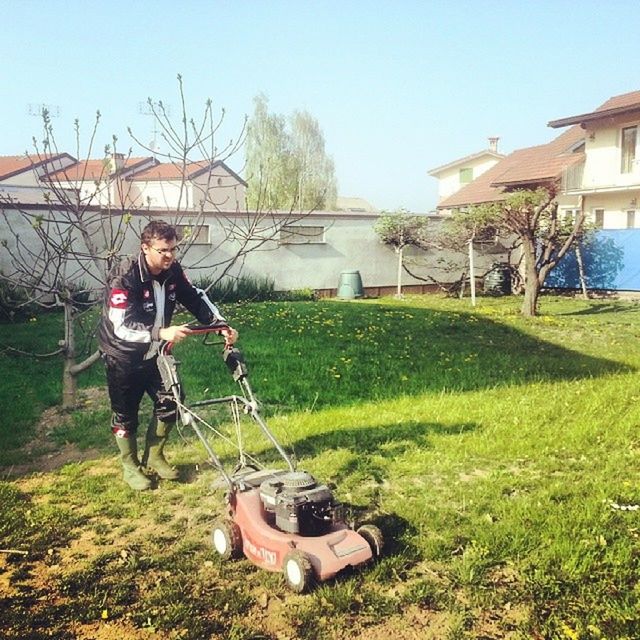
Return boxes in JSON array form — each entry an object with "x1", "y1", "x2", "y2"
[
  {"x1": 159, "y1": 325, "x2": 193, "y2": 344},
  {"x1": 222, "y1": 327, "x2": 239, "y2": 346},
  {"x1": 159, "y1": 323, "x2": 238, "y2": 346}
]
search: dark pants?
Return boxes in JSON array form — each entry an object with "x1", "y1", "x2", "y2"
[{"x1": 104, "y1": 354, "x2": 177, "y2": 437}]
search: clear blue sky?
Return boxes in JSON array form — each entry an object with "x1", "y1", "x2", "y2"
[{"x1": 3, "y1": 0, "x2": 639, "y2": 212}]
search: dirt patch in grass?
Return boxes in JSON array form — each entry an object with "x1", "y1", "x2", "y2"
[{"x1": 3, "y1": 387, "x2": 106, "y2": 477}]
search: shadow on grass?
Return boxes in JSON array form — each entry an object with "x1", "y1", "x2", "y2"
[
  {"x1": 176, "y1": 300, "x2": 633, "y2": 413},
  {"x1": 290, "y1": 420, "x2": 476, "y2": 463},
  {"x1": 555, "y1": 301, "x2": 640, "y2": 316},
  {"x1": 1, "y1": 300, "x2": 634, "y2": 466}
]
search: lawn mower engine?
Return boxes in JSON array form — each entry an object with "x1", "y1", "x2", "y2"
[{"x1": 259, "y1": 471, "x2": 342, "y2": 537}]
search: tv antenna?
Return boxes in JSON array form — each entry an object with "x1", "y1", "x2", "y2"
[
  {"x1": 138, "y1": 101, "x2": 171, "y2": 156},
  {"x1": 27, "y1": 103, "x2": 60, "y2": 118}
]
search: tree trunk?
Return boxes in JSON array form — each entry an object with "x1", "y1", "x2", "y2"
[
  {"x1": 468, "y1": 239, "x2": 476, "y2": 307},
  {"x1": 62, "y1": 300, "x2": 78, "y2": 409},
  {"x1": 395, "y1": 246, "x2": 404, "y2": 298},
  {"x1": 576, "y1": 243, "x2": 589, "y2": 300},
  {"x1": 521, "y1": 238, "x2": 540, "y2": 317}
]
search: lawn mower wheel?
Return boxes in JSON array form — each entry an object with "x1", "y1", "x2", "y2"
[
  {"x1": 211, "y1": 519, "x2": 243, "y2": 559},
  {"x1": 283, "y1": 549, "x2": 315, "y2": 593}
]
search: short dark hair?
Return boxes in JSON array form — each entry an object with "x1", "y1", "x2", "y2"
[{"x1": 141, "y1": 220, "x2": 178, "y2": 245}]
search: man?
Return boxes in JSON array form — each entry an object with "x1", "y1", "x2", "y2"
[{"x1": 98, "y1": 220, "x2": 237, "y2": 491}]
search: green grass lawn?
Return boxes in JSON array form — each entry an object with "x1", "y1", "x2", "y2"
[{"x1": 1, "y1": 294, "x2": 640, "y2": 639}]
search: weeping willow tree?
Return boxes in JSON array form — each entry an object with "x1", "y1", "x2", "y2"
[{"x1": 245, "y1": 94, "x2": 337, "y2": 211}]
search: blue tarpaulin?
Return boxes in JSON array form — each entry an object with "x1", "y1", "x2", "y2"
[{"x1": 545, "y1": 229, "x2": 640, "y2": 291}]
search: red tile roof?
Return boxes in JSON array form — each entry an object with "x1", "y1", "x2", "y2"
[
  {"x1": 131, "y1": 161, "x2": 212, "y2": 180},
  {"x1": 44, "y1": 157, "x2": 151, "y2": 181},
  {"x1": 131, "y1": 160, "x2": 247, "y2": 186},
  {"x1": 0, "y1": 153, "x2": 74, "y2": 181},
  {"x1": 437, "y1": 126, "x2": 584, "y2": 208},
  {"x1": 597, "y1": 90, "x2": 640, "y2": 111},
  {"x1": 548, "y1": 90, "x2": 640, "y2": 128}
]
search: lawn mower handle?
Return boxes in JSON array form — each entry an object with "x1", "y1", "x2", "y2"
[{"x1": 160, "y1": 320, "x2": 234, "y2": 354}]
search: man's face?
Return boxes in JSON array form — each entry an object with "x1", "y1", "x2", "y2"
[{"x1": 142, "y1": 237, "x2": 178, "y2": 275}]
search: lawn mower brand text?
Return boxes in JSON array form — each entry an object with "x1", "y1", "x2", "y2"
[{"x1": 244, "y1": 534, "x2": 278, "y2": 566}]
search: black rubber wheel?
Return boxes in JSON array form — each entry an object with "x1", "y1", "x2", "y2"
[
  {"x1": 357, "y1": 524, "x2": 384, "y2": 559},
  {"x1": 283, "y1": 550, "x2": 315, "y2": 593},
  {"x1": 211, "y1": 519, "x2": 242, "y2": 559}
]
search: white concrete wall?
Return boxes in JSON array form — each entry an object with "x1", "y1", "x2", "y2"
[
  {"x1": 1, "y1": 207, "x2": 489, "y2": 294},
  {"x1": 170, "y1": 211, "x2": 506, "y2": 291},
  {"x1": 174, "y1": 211, "x2": 426, "y2": 290}
]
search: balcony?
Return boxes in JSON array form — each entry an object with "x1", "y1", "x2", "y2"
[
  {"x1": 561, "y1": 160, "x2": 585, "y2": 192},
  {"x1": 561, "y1": 158, "x2": 640, "y2": 194}
]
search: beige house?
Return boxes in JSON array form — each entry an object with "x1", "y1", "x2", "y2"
[
  {"x1": 130, "y1": 160, "x2": 247, "y2": 212},
  {"x1": 428, "y1": 137, "x2": 504, "y2": 206},
  {"x1": 549, "y1": 90, "x2": 640, "y2": 229},
  {"x1": 434, "y1": 90, "x2": 640, "y2": 233},
  {"x1": 0, "y1": 153, "x2": 247, "y2": 213}
]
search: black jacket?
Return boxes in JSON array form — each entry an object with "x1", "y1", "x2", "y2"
[{"x1": 98, "y1": 253, "x2": 221, "y2": 362}]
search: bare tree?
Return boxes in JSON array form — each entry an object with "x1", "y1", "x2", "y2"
[
  {"x1": 0, "y1": 75, "x2": 320, "y2": 407},
  {"x1": 128, "y1": 77, "x2": 316, "y2": 286},
  {"x1": 0, "y1": 108, "x2": 146, "y2": 407}
]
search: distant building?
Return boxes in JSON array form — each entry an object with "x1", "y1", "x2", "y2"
[
  {"x1": 548, "y1": 90, "x2": 640, "y2": 230},
  {"x1": 428, "y1": 137, "x2": 505, "y2": 208},
  {"x1": 335, "y1": 196, "x2": 378, "y2": 213},
  {"x1": 433, "y1": 90, "x2": 640, "y2": 232},
  {"x1": 0, "y1": 153, "x2": 246, "y2": 211}
]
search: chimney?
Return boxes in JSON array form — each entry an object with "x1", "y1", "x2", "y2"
[
  {"x1": 488, "y1": 137, "x2": 500, "y2": 153},
  {"x1": 107, "y1": 152, "x2": 125, "y2": 174}
]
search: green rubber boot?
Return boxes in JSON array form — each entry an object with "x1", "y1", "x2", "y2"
[
  {"x1": 143, "y1": 418, "x2": 179, "y2": 480},
  {"x1": 115, "y1": 435, "x2": 151, "y2": 491}
]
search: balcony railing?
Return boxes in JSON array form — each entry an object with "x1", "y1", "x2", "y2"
[{"x1": 561, "y1": 160, "x2": 585, "y2": 191}]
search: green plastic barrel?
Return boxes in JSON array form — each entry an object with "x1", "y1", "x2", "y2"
[{"x1": 337, "y1": 270, "x2": 364, "y2": 299}]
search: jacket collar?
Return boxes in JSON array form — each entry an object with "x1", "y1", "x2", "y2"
[
  {"x1": 137, "y1": 251, "x2": 175, "y2": 284},
  {"x1": 138, "y1": 251, "x2": 152, "y2": 282}
]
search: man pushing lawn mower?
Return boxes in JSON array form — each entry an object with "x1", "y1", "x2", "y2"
[{"x1": 98, "y1": 220, "x2": 238, "y2": 491}]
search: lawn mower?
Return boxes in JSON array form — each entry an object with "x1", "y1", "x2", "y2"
[{"x1": 156, "y1": 320, "x2": 384, "y2": 593}]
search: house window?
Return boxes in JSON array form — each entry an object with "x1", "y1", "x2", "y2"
[
  {"x1": 459, "y1": 167, "x2": 473, "y2": 184},
  {"x1": 562, "y1": 208, "x2": 578, "y2": 226},
  {"x1": 279, "y1": 225, "x2": 325, "y2": 245},
  {"x1": 594, "y1": 209, "x2": 604, "y2": 229},
  {"x1": 627, "y1": 210, "x2": 636, "y2": 228},
  {"x1": 621, "y1": 126, "x2": 637, "y2": 173},
  {"x1": 176, "y1": 224, "x2": 210, "y2": 245}
]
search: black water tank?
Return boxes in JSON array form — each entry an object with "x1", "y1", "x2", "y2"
[{"x1": 484, "y1": 263, "x2": 511, "y2": 296}]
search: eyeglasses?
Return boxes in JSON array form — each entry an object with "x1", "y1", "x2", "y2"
[{"x1": 149, "y1": 245, "x2": 179, "y2": 257}]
